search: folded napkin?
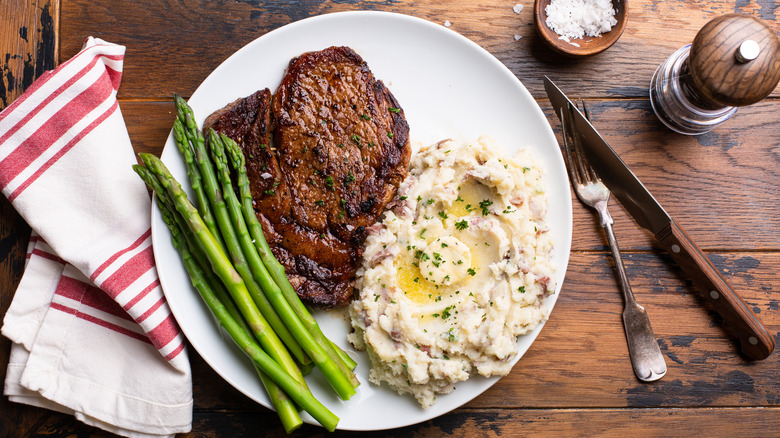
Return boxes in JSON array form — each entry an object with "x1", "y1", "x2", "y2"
[{"x1": 1, "y1": 37, "x2": 192, "y2": 437}]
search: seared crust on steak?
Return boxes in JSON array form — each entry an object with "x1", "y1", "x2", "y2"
[{"x1": 207, "y1": 46, "x2": 411, "y2": 306}]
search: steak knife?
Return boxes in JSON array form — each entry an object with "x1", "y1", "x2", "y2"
[{"x1": 544, "y1": 76, "x2": 774, "y2": 360}]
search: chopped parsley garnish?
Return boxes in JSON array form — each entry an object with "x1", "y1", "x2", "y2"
[
  {"x1": 325, "y1": 175, "x2": 334, "y2": 188},
  {"x1": 455, "y1": 195, "x2": 464, "y2": 203},
  {"x1": 399, "y1": 195, "x2": 408, "y2": 200},
  {"x1": 361, "y1": 114, "x2": 371, "y2": 120},
  {"x1": 454, "y1": 220, "x2": 469, "y2": 230},
  {"x1": 518, "y1": 286, "x2": 526, "y2": 293},
  {"x1": 345, "y1": 173, "x2": 355, "y2": 184},
  {"x1": 438, "y1": 211, "x2": 448, "y2": 220},
  {"x1": 479, "y1": 199, "x2": 493, "y2": 215},
  {"x1": 351, "y1": 134, "x2": 361, "y2": 147},
  {"x1": 337, "y1": 143, "x2": 344, "y2": 148},
  {"x1": 315, "y1": 200, "x2": 324, "y2": 206},
  {"x1": 263, "y1": 189, "x2": 275, "y2": 196},
  {"x1": 467, "y1": 268, "x2": 476, "y2": 276},
  {"x1": 389, "y1": 107, "x2": 400, "y2": 113},
  {"x1": 387, "y1": 131, "x2": 394, "y2": 138}
]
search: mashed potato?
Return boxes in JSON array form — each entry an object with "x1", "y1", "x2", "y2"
[{"x1": 348, "y1": 137, "x2": 556, "y2": 408}]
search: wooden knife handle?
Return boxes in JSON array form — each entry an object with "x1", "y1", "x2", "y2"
[{"x1": 655, "y1": 220, "x2": 775, "y2": 360}]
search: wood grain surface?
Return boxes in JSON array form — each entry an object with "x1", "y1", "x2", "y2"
[{"x1": 2, "y1": 0, "x2": 779, "y2": 437}]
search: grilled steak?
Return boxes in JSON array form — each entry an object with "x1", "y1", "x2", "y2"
[{"x1": 206, "y1": 46, "x2": 411, "y2": 306}]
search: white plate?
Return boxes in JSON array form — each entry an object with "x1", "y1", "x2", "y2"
[{"x1": 153, "y1": 10, "x2": 572, "y2": 431}]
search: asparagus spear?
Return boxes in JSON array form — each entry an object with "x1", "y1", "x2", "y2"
[
  {"x1": 172, "y1": 95, "x2": 308, "y2": 367},
  {"x1": 139, "y1": 153, "x2": 307, "y2": 392},
  {"x1": 149, "y1": 183, "x2": 303, "y2": 432},
  {"x1": 150, "y1": 197, "x2": 332, "y2": 432},
  {"x1": 172, "y1": 117, "x2": 226, "y2": 255},
  {"x1": 209, "y1": 130, "x2": 357, "y2": 400},
  {"x1": 221, "y1": 133, "x2": 360, "y2": 378}
]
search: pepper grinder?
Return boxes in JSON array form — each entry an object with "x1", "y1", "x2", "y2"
[{"x1": 650, "y1": 14, "x2": 780, "y2": 135}]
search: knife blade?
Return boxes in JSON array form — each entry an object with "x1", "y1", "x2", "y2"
[{"x1": 544, "y1": 76, "x2": 774, "y2": 360}]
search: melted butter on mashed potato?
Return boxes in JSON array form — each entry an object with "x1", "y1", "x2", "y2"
[{"x1": 348, "y1": 136, "x2": 556, "y2": 408}]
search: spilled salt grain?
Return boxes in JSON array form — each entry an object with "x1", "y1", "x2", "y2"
[
  {"x1": 514, "y1": 35, "x2": 523, "y2": 41},
  {"x1": 545, "y1": 0, "x2": 617, "y2": 40},
  {"x1": 444, "y1": 20, "x2": 452, "y2": 27},
  {"x1": 513, "y1": 3, "x2": 524, "y2": 14}
]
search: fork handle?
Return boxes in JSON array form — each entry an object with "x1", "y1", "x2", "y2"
[
  {"x1": 656, "y1": 220, "x2": 775, "y2": 360},
  {"x1": 603, "y1": 218, "x2": 667, "y2": 382}
]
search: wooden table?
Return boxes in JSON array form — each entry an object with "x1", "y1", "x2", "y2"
[{"x1": 2, "y1": 1, "x2": 779, "y2": 436}]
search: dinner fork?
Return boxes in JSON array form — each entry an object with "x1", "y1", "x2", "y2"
[{"x1": 560, "y1": 101, "x2": 667, "y2": 382}]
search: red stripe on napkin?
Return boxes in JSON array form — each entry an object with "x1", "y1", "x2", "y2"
[
  {"x1": 136, "y1": 297, "x2": 166, "y2": 324},
  {"x1": 1, "y1": 77, "x2": 116, "y2": 189},
  {"x1": 99, "y1": 246, "x2": 156, "y2": 297},
  {"x1": 6, "y1": 101, "x2": 119, "y2": 202},
  {"x1": 50, "y1": 302, "x2": 152, "y2": 345},
  {"x1": 123, "y1": 279, "x2": 161, "y2": 312},
  {"x1": 147, "y1": 315, "x2": 182, "y2": 351},
  {"x1": 0, "y1": 54, "x2": 104, "y2": 146},
  {"x1": 55, "y1": 275, "x2": 136, "y2": 323},
  {"x1": 165, "y1": 342, "x2": 186, "y2": 362},
  {"x1": 0, "y1": 48, "x2": 123, "y2": 125},
  {"x1": 91, "y1": 229, "x2": 151, "y2": 282},
  {"x1": 30, "y1": 248, "x2": 67, "y2": 265}
]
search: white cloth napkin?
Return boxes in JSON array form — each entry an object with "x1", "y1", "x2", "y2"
[{"x1": 0, "y1": 37, "x2": 192, "y2": 437}]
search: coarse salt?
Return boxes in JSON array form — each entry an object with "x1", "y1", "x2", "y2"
[
  {"x1": 513, "y1": 3, "x2": 524, "y2": 14},
  {"x1": 444, "y1": 20, "x2": 452, "y2": 27},
  {"x1": 545, "y1": 0, "x2": 617, "y2": 41}
]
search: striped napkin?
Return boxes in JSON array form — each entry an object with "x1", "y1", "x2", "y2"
[{"x1": 1, "y1": 37, "x2": 192, "y2": 437}]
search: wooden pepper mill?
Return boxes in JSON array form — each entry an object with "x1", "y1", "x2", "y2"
[{"x1": 650, "y1": 14, "x2": 780, "y2": 135}]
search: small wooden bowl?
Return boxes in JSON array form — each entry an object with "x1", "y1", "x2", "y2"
[{"x1": 534, "y1": 0, "x2": 628, "y2": 56}]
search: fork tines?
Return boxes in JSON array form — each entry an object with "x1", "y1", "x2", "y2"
[{"x1": 561, "y1": 100, "x2": 602, "y2": 185}]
